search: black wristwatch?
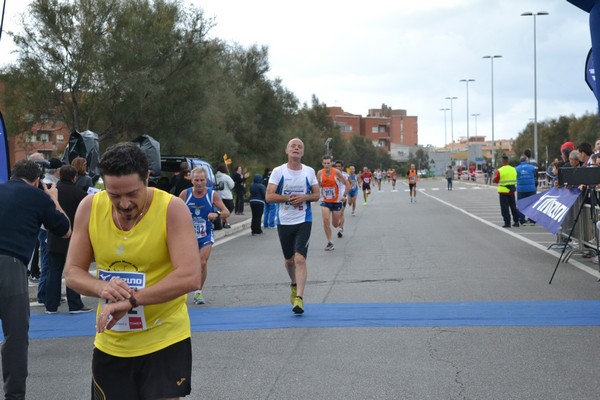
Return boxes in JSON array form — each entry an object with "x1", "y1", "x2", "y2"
[{"x1": 129, "y1": 291, "x2": 138, "y2": 310}]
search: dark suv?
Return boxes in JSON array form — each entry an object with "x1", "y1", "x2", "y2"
[{"x1": 160, "y1": 156, "x2": 220, "y2": 189}]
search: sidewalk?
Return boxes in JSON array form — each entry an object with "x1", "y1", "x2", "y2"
[
  {"x1": 29, "y1": 204, "x2": 253, "y2": 303},
  {"x1": 214, "y1": 203, "x2": 252, "y2": 241}
]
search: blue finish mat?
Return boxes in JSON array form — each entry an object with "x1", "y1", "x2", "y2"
[{"x1": 4, "y1": 300, "x2": 600, "y2": 340}]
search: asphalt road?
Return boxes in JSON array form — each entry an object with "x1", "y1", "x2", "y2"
[{"x1": 7, "y1": 178, "x2": 600, "y2": 399}]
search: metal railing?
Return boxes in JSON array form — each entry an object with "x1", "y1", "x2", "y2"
[{"x1": 554, "y1": 194, "x2": 599, "y2": 262}]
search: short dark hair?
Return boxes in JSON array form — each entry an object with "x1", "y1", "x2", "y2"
[
  {"x1": 217, "y1": 164, "x2": 228, "y2": 174},
  {"x1": 578, "y1": 142, "x2": 593, "y2": 157},
  {"x1": 523, "y1": 149, "x2": 532, "y2": 159},
  {"x1": 59, "y1": 165, "x2": 77, "y2": 182},
  {"x1": 322, "y1": 155, "x2": 333, "y2": 161},
  {"x1": 11, "y1": 160, "x2": 42, "y2": 182},
  {"x1": 502, "y1": 155, "x2": 509, "y2": 162},
  {"x1": 334, "y1": 160, "x2": 344, "y2": 167},
  {"x1": 98, "y1": 142, "x2": 148, "y2": 182}
]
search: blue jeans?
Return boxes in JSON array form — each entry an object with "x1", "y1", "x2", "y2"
[
  {"x1": 263, "y1": 202, "x2": 276, "y2": 227},
  {"x1": 37, "y1": 230, "x2": 49, "y2": 304}
]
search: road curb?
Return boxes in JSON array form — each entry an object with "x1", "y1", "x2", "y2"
[{"x1": 214, "y1": 219, "x2": 252, "y2": 241}]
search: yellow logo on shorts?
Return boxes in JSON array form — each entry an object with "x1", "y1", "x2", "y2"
[{"x1": 176, "y1": 378, "x2": 186, "y2": 386}]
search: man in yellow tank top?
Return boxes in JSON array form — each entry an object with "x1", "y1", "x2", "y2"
[{"x1": 65, "y1": 142, "x2": 201, "y2": 399}]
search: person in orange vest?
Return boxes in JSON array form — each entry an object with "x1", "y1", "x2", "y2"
[{"x1": 406, "y1": 164, "x2": 418, "y2": 203}]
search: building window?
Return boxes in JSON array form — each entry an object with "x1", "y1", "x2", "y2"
[
  {"x1": 334, "y1": 121, "x2": 352, "y2": 133},
  {"x1": 56, "y1": 134, "x2": 64, "y2": 142},
  {"x1": 371, "y1": 126, "x2": 378, "y2": 134},
  {"x1": 333, "y1": 121, "x2": 352, "y2": 133},
  {"x1": 39, "y1": 133, "x2": 49, "y2": 142},
  {"x1": 26, "y1": 134, "x2": 37, "y2": 142}
]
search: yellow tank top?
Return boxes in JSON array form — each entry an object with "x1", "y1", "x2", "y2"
[{"x1": 90, "y1": 188, "x2": 191, "y2": 357}]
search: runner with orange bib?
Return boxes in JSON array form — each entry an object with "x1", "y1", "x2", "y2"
[
  {"x1": 317, "y1": 155, "x2": 350, "y2": 251},
  {"x1": 406, "y1": 164, "x2": 418, "y2": 203}
]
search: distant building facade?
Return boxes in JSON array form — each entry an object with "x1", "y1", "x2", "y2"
[
  {"x1": 431, "y1": 136, "x2": 515, "y2": 174},
  {"x1": 328, "y1": 106, "x2": 418, "y2": 162},
  {"x1": 9, "y1": 120, "x2": 70, "y2": 164}
]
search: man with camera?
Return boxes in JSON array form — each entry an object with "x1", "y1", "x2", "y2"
[
  {"x1": 0, "y1": 159, "x2": 71, "y2": 399},
  {"x1": 27, "y1": 155, "x2": 64, "y2": 305}
]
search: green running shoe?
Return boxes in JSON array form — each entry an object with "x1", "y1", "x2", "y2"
[
  {"x1": 193, "y1": 291, "x2": 205, "y2": 305},
  {"x1": 290, "y1": 284, "x2": 297, "y2": 305},
  {"x1": 292, "y1": 296, "x2": 304, "y2": 314}
]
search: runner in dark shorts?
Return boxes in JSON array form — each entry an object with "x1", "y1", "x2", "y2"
[{"x1": 92, "y1": 338, "x2": 192, "y2": 399}]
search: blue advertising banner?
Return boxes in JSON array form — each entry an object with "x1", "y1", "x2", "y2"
[
  {"x1": 586, "y1": 48, "x2": 598, "y2": 100},
  {"x1": 517, "y1": 187, "x2": 581, "y2": 234},
  {"x1": 0, "y1": 111, "x2": 9, "y2": 183}
]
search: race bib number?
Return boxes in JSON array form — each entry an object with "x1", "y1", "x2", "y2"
[
  {"x1": 98, "y1": 270, "x2": 147, "y2": 331},
  {"x1": 409, "y1": 176, "x2": 416, "y2": 183},
  {"x1": 193, "y1": 217, "x2": 207, "y2": 238},
  {"x1": 323, "y1": 187, "x2": 336, "y2": 200}
]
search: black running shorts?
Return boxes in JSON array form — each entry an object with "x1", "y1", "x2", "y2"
[
  {"x1": 277, "y1": 222, "x2": 312, "y2": 260},
  {"x1": 91, "y1": 338, "x2": 192, "y2": 400}
]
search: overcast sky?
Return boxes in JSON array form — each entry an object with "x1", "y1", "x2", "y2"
[{"x1": 1, "y1": 1, "x2": 597, "y2": 148}]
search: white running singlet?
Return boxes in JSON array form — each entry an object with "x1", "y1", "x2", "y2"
[{"x1": 269, "y1": 163, "x2": 318, "y2": 225}]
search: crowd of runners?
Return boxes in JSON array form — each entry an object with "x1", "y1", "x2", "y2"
[{"x1": 2, "y1": 137, "x2": 430, "y2": 399}]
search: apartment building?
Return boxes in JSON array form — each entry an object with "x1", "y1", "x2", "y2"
[
  {"x1": 328, "y1": 106, "x2": 418, "y2": 162},
  {"x1": 9, "y1": 120, "x2": 70, "y2": 163}
]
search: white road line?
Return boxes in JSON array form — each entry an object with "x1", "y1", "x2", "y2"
[{"x1": 421, "y1": 190, "x2": 600, "y2": 279}]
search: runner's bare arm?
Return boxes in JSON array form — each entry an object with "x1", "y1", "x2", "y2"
[
  {"x1": 65, "y1": 195, "x2": 131, "y2": 302},
  {"x1": 266, "y1": 183, "x2": 288, "y2": 203},
  {"x1": 337, "y1": 169, "x2": 351, "y2": 195},
  {"x1": 212, "y1": 193, "x2": 231, "y2": 220}
]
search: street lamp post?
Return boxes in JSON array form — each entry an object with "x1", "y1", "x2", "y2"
[
  {"x1": 482, "y1": 55, "x2": 502, "y2": 168},
  {"x1": 445, "y1": 97, "x2": 458, "y2": 162},
  {"x1": 460, "y1": 78, "x2": 475, "y2": 166},
  {"x1": 472, "y1": 113, "x2": 480, "y2": 136},
  {"x1": 325, "y1": 137, "x2": 332, "y2": 156},
  {"x1": 440, "y1": 108, "x2": 450, "y2": 149},
  {"x1": 521, "y1": 11, "x2": 548, "y2": 164}
]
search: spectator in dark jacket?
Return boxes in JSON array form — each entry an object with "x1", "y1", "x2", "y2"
[
  {"x1": 45, "y1": 165, "x2": 91, "y2": 314},
  {"x1": 232, "y1": 165, "x2": 248, "y2": 215},
  {"x1": 0, "y1": 160, "x2": 70, "y2": 398},
  {"x1": 249, "y1": 173, "x2": 266, "y2": 235},
  {"x1": 173, "y1": 168, "x2": 192, "y2": 196},
  {"x1": 72, "y1": 157, "x2": 93, "y2": 192}
]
